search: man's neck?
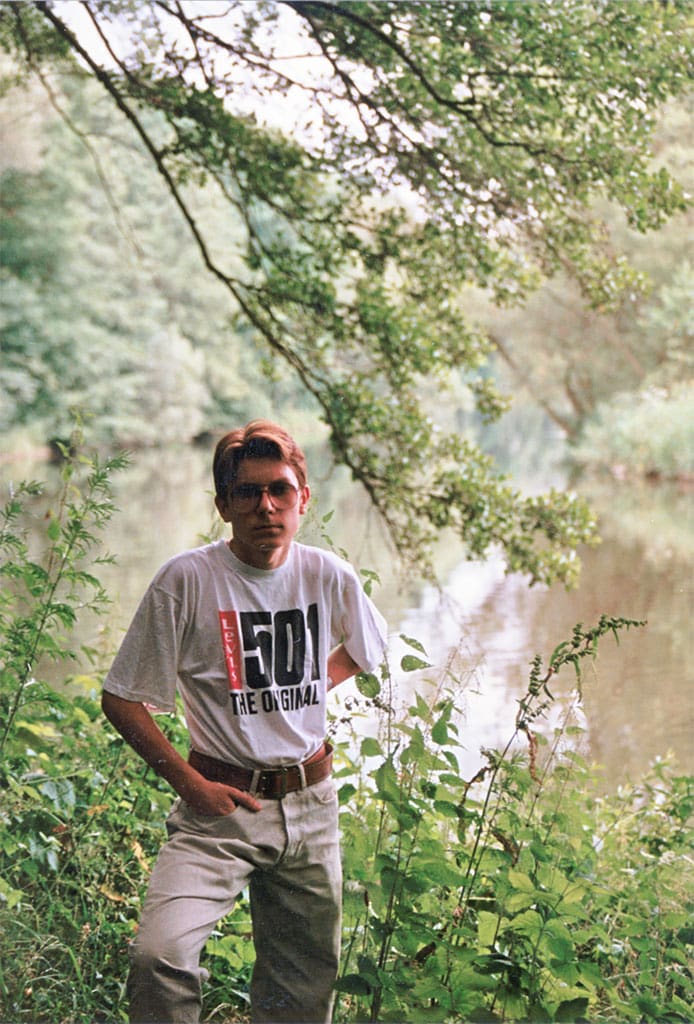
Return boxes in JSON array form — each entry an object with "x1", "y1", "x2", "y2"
[{"x1": 228, "y1": 537, "x2": 292, "y2": 571}]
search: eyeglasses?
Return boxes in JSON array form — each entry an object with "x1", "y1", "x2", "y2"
[{"x1": 228, "y1": 480, "x2": 300, "y2": 513}]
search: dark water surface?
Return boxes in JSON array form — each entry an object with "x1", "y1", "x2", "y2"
[{"x1": 3, "y1": 442, "x2": 692, "y2": 789}]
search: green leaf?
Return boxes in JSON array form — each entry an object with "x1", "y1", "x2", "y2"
[
  {"x1": 400, "y1": 633, "x2": 428, "y2": 655},
  {"x1": 335, "y1": 973, "x2": 371, "y2": 995},
  {"x1": 337, "y1": 783, "x2": 357, "y2": 805},
  {"x1": 15, "y1": 720, "x2": 61, "y2": 742},
  {"x1": 360, "y1": 737, "x2": 382, "y2": 758},
  {"x1": 401, "y1": 654, "x2": 431, "y2": 672},
  {"x1": 431, "y1": 718, "x2": 450, "y2": 745},
  {"x1": 0, "y1": 876, "x2": 23, "y2": 910},
  {"x1": 505, "y1": 891, "x2": 535, "y2": 913},
  {"x1": 432, "y1": 799, "x2": 461, "y2": 819},
  {"x1": 373, "y1": 758, "x2": 400, "y2": 802},
  {"x1": 467, "y1": 1007, "x2": 502, "y2": 1023},
  {"x1": 508, "y1": 869, "x2": 535, "y2": 892},
  {"x1": 554, "y1": 997, "x2": 589, "y2": 1022},
  {"x1": 507, "y1": 909, "x2": 543, "y2": 941},
  {"x1": 357, "y1": 953, "x2": 381, "y2": 984},
  {"x1": 543, "y1": 931, "x2": 574, "y2": 964},
  {"x1": 356, "y1": 673, "x2": 380, "y2": 698},
  {"x1": 46, "y1": 517, "x2": 61, "y2": 542},
  {"x1": 436, "y1": 863, "x2": 468, "y2": 889},
  {"x1": 409, "y1": 692, "x2": 431, "y2": 719},
  {"x1": 478, "y1": 910, "x2": 501, "y2": 948}
]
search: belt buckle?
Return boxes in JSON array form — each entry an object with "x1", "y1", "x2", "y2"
[{"x1": 278, "y1": 765, "x2": 288, "y2": 799}]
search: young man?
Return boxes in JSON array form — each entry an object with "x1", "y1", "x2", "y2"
[{"x1": 102, "y1": 420, "x2": 387, "y2": 1024}]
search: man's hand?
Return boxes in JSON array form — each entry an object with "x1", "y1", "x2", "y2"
[{"x1": 179, "y1": 774, "x2": 263, "y2": 816}]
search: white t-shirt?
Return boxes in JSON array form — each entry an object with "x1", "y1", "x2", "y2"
[{"x1": 103, "y1": 539, "x2": 387, "y2": 768}]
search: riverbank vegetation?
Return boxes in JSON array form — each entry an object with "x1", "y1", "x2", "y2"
[{"x1": 1, "y1": 435, "x2": 691, "y2": 1023}]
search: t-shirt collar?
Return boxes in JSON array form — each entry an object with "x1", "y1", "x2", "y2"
[{"x1": 218, "y1": 538, "x2": 295, "y2": 579}]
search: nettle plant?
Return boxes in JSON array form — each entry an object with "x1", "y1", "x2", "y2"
[
  {"x1": 0, "y1": 437, "x2": 129, "y2": 764},
  {"x1": 333, "y1": 620, "x2": 692, "y2": 1024}
]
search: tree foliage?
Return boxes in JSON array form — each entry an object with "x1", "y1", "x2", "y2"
[{"x1": 1, "y1": 0, "x2": 691, "y2": 582}]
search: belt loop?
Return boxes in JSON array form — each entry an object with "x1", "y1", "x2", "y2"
[
  {"x1": 298, "y1": 763, "x2": 307, "y2": 790},
  {"x1": 248, "y1": 769, "x2": 261, "y2": 796}
]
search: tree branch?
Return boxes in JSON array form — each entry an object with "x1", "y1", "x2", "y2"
[{"x1": 490, "y1": 332, "x2": 576, "y2": 438}]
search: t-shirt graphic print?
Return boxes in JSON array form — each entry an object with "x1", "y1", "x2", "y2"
[{"x1": 218, "y1": 604, "x2": 322, "y2": 716}]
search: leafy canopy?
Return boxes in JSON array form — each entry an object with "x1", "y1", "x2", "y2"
[{"x1": 2, "y1": 0, "x2": 691, "y2": 583}]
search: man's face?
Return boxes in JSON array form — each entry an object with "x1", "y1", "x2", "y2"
[{"x1": 215, "y1": 457, "x2": 310, "y2": 569}]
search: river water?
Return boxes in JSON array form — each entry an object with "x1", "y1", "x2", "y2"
[{"x1": 3, "y1": 438, "x2": 692, "y2": 790}]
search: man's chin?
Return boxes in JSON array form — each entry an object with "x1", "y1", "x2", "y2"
[
  {"x1": 254, "y1": 530, "x2": 281, "y2": 543},
  {"x1": 255, "y1": 531, "x2": 284, "y2": 551}
]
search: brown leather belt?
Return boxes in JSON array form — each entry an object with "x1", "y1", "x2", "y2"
[{"x1": 188, "y1": 743, "x2": 333, "y2": 800}]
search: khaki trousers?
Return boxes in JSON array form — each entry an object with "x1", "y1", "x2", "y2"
[{"x1": 127, "y1": 776, "x2": 342, "y2": 1024}]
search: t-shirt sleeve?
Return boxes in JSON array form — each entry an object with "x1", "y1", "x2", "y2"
[
  {"x1": 335, "y1": 569, "x2": 388, "y2": 674},
  {"x1": 103, "y1": 582, "x2": 183, "y2": 713}
]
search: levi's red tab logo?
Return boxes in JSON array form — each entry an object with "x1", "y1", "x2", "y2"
[{"x1": 218, "y1": 610, "x2": 244, "y2": 691}]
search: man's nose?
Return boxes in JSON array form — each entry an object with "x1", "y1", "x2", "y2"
[{"x1": 257, "y1": 488, "x2": 275, "y2": 511}]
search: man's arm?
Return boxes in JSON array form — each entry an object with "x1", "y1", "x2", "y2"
[
  {"x1": 327, "y1": 644, "x2": 363, "y2": 690},
  {"x1": 101, "y1": 691, "x2": 262, "y2": 815}
]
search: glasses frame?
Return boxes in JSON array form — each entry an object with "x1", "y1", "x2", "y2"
[{"x1": 227, "y1": 480, "x2": 301, "y2": 513}]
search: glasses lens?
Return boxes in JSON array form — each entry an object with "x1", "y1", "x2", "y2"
[
  {"x1": 229, "y1": 481, "x2": 298, "y2": 511},
  {"x1": 230, "y1": 484, "x2": 260, "y2": 510},
  {"x1": 267, "y1": 481, "x2": 298, "y2": 506}
]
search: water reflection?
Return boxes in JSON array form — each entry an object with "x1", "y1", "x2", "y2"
[
  {"x1": 391, "y1": 474, "x2": 693, "y2": 786},
  {"x1": 2, "y1": 445, "x2": 691, "y2": 789}
]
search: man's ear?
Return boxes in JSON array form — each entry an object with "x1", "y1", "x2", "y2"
[
  {"x1": 299, "y1": 485, "x2": 311, "y2": 515},
  {"x1": 215, "y1": 495, "x2": 231, "y2": 523}
]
